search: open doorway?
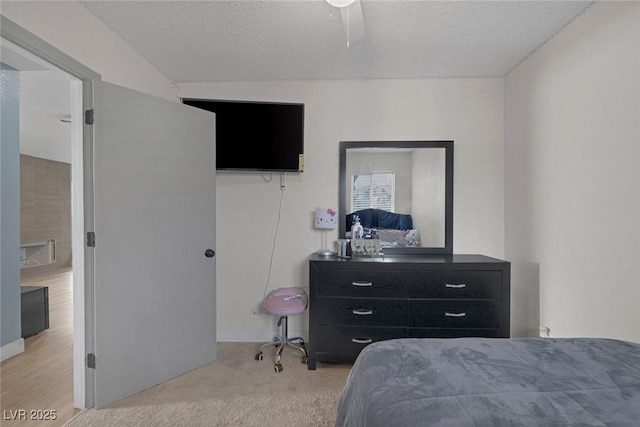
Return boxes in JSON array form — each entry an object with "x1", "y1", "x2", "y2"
[
  {"x1": 3, "y1": 16, "x2": 218, "y2": 411},
  {"x1": 0, "y1": 37, "x2": 84, "y2": 421}
]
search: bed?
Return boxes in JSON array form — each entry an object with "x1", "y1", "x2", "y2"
[
  {"x1": 335, "y1": 337, "x2": 640, "y2": 426},
  {"x1": 346, "y1": 209, "x2": 420, "y2": 247}
]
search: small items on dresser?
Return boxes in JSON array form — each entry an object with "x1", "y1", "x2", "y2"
[
  {"x1": 335, "y1": 239, "x2": 351, "y2": 258},
  {"x1": 350, "y1": 215, "x2": 364, "y2": 239},
  {"x1": 350, "y1": 237, "x2": 382, "y2": 257},
  {"x1": 348, "y1": 216, "x2": 383, "y2": 257}
]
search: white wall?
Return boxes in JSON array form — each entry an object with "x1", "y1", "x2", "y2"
[
  {"x1": 2, "y1": 2, "x2": 507, "y2": 342},
  {"x1": 19, "y1": 71, "x2": 73, "y2": 163},
  {"x1": 412, "y1": 148, "x2": 446, "y2": 247},
  {"x1": 1, "y1": 1, "x2": 175, "y2": 101},
  {"x1": 4, "y1": 0, "x2": 637, "y2": 345},
  {"x1": 505, "y1": 1, "x2": 640, "y2": 340},
  {"x1": 180, "y1": 79, "x2": 505, "y2": 341}
]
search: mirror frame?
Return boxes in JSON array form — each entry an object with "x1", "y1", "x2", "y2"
[{"x1": 339, "y1": 140, "x2": 454, "y2": 255}]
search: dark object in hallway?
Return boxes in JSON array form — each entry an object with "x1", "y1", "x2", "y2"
[{"x1": 21, "y1": 285, "x2": 50, "y2": 338}]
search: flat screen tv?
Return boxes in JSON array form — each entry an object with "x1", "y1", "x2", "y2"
[{"x1": 182, "y1": 98, "x2": 304, "y2": 172}]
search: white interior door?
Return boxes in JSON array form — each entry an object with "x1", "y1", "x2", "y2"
[{"x1": 92, "y1": 81, "x2": 216, "y2": 408}]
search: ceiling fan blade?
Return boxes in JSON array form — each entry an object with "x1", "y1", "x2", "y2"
[{"x1": 340, "y1": 0, "x2": 365, "y2": 44}]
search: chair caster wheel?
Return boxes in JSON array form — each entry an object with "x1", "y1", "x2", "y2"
[
  {"x1": 255, "y1": 352, "x2": 263, "y2": 361},
  {"x1": 274, "y1": 363, "x2": 283, "y2": 373},
  {"x1": 301, "y1": 356, "x2": 308, "y2": 364}
]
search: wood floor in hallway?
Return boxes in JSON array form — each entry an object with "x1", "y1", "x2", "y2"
[{"x1": 1, "y1": 269, "x2": 79, "y2": 427}]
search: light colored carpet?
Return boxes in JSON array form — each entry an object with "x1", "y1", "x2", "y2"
[{"x1": 65, "y1": 342, "x2": 352, "y2": 427}]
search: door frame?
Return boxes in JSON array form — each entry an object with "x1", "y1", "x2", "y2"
[{"x1": 1, "y1": 16, "x2": 100, "y2": 408}]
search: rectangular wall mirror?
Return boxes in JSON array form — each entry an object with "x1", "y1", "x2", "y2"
[{"x1": 339, "y1": 140, "x2": 454, "y2": 255}]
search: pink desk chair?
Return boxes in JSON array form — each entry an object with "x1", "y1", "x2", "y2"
[{"x1": 255, "y1": 287, "x2": 308, "y2": 373}]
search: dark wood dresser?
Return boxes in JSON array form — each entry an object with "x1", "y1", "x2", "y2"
[{"x1": 308, "y1": 253, "x2": 510, "y2": 369}]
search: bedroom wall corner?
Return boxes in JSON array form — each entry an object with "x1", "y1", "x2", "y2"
[
  {"x1": 504, "y1": 1, "x2": 640, "y2": 341},
  {"x1": 0, "y1": 1, "x2": 176, "y2": 101},
  {"x1": 179, "y1": 78, "x2": 505, "y2": 341}
]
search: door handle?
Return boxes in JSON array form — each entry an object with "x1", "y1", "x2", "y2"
[
  {"x1": 204, "y1": 249, "x2": 215, "y2": 258},
  {"x1": 352, "y1": 338, "x2": 373, "y2": 344}
]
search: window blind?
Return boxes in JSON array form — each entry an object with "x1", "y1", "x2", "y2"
[{"x1": 352, "y1": 172, "x2": 395, "y2": 212}]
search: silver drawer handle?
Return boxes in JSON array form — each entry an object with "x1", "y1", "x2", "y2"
[
  {"x1": 352, "y1": 309, "x2": 373, "y2": 315},
  {"x1": 352, "y1": 338, "x2": 373, "y2": 344},
  {"x1": 445, "y1": 312, "x2": 466, "y2": 317},
  {"x1": 445, "y1": 283, "x2": 466, "y2": 288},
  {"x1": 352, "y1": 281, "x2": 373, "y2": 287}
]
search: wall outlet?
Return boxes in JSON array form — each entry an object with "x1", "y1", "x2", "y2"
[{"x1": 250, "y1": 303, "x2": 262, "y2": 318}]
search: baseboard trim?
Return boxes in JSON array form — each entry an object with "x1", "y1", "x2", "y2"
[
  {"x1": 0, "y1": 338, "x2": 25, "y2": 362},
  {"x1": 217, "y1": 330, "x2": 308, "y2": 343}
]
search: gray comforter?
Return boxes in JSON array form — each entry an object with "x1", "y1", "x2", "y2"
[{"x1": 335, "y1": 338, "x2": 640, "y2": 426}]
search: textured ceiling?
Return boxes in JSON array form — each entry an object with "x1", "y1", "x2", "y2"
[{"x1": 81, "y1": 0, "x2": 593, "y2": 83}]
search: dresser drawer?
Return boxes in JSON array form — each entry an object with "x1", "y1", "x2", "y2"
[
  {"x1": 408, "y1": 300, "x2": 502, "y2": 328},
  {"x1": 315, "y1": 298, "x2": 407, "y2": 326},
  {"x1": 410, "y1": 270, "x2": 503, "y2": 299},
  {"x1": 407, "y1": 328, "x2": 503, "y2": 338},
  {"x1": 315, "y1": 269, "x2": 410, "y2": 298},
  {"x1": 315, "y1": 325, "x2": 406, "y2": 359}
]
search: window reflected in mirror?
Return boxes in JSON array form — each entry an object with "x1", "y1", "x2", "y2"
[{"x1": 351, "y1": 172, "x2": 396, "y2": 212}]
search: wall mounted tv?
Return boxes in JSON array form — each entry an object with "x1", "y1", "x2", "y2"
[{"x1": 182, "y1": 98, "x2": 304, "y2": 172}]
